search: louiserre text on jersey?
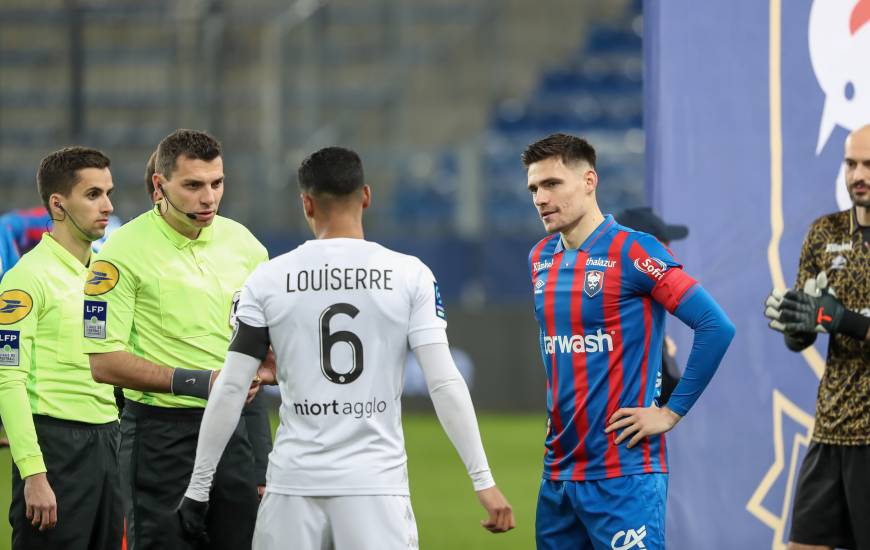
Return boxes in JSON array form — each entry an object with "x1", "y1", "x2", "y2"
[{"x1": 286, "y1": 265, "x2": 394, "y2": 293}]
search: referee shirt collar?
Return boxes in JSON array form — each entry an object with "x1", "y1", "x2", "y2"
[
  {"x1": 41, "y1": 233, "x2": 89, "y2": 275},
  {"x1": 150, "y1": 206, "x2": 214, "y2": 249}
]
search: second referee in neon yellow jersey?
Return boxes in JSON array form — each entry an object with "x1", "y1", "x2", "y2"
[
  {"x1": 0, "y1": 147, "x2": 121, "y2": 549},
  {"x1": 82, "y1": 130, "x2": 270, "y2": 550}
]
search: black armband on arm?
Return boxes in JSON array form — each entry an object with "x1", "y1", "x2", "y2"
[
  {"x1": 228, "y1": 321, "x2": 270, "y2": 361},
  {"x1": 171, "y1": 368, "x2": 213, "y2": 399},
  {"x1": 784, "y1": 331, "x2": 816, "y2": 352}
]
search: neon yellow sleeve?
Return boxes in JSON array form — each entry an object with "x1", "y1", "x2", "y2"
[
  {"x1": 0, "y1": 373, "x2": 45, "y2": 477},
  {"x1": 0, "y1": 271, "x2": 46, "y2": 477},
  {"x1": 82, "y1": 255, "x2": 136, "y2": 354}
]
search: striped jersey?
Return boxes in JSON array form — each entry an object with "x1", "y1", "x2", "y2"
[{"x1": 529, "y1": 214, "x2": 698, "y2": 481}]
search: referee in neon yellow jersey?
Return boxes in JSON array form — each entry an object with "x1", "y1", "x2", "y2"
[
  {"x1": 83, "y1": 129, "x2": 271, "y2": 550},
  {"x1": 0, "y1": 147, "x2": 121, "y2": 549}
]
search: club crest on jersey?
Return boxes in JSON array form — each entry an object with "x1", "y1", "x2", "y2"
[
  {"x1": 0, "y1": 290, "x2": 33, "y2": 325},
  {"x1": 633, "y1": 256, "x2": 668, "y2": 282},
  {"x1": 85, "y1": 261, "x2": 120, "y2": 296},
  {"x1": 83, "y1": 300, "x2": 107, "y2": 339},
  {"x1": 0, "y1": 330, "x2": 20, "y2": 366},
  {"x1": 584, "y1": 270, "x2": 604, "y2": 297}
]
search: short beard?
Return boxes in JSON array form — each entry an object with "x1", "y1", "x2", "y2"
[{"x1": 849, "y1": 189, "x2": 870, "y2": 208}]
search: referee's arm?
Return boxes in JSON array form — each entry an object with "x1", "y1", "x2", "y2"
[
  {"x1": 90, "y1": 351, "x2": 174, "y2": 390},
  {"x1": 0, "y1": 276, "x2": 56, "y2": 530},
  {"x1": 0, "y1": 373, "x2": 46, "y2": 477},
  {"x1": 90, "y1": 351, "x2": 223, "y2": 400}
]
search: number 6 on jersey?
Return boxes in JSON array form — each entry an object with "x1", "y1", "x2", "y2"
[{"x1": 319, "y1": 303, "x2": 364, "y2": 384}]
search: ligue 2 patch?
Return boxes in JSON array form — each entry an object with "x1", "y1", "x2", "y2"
[
  {"x1": 229, "y1": 290, "x2": 241, "y2": 328},
  {"x1": 85, "y1": 260, "x2": 120, "y2": 296},
  {"x1": 584, "y1": 270, "x2": 604, "y2": 298},
  {"x1": 83, "y1": 300, "x2": 107, "y2": 339},
  {"x1": 0, "y1": 290, "x2": 33, "y2": 325},
  {"x1": 0, "y1": 330, "x2": 20, "y2": 366},
  {"x1": 434, "y1": 282, "x2": 446, "y2": 319}
]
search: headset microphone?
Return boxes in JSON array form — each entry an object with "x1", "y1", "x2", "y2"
[
  {"x1": 56, "y1": 203, "x2": 100, "y2": 242},
  {"x1": 158, "y1": 183, "x2": 199, "y2": 220}
]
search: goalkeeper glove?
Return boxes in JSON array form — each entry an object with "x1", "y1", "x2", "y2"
[{"x1": 766, "y1": 272, "x2": 869, "y2": 340}]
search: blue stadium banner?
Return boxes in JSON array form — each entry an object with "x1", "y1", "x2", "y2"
[{"x1": 645, "y1": 0, "x2": 868, "y2": 547}]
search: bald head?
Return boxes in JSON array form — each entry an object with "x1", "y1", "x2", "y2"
[
  {"x1": 845, "y1": 124, "x2": 870, "y2": 208},
  {"x1": 847, "y1": 124, "x2": 870, "y2": 145}
]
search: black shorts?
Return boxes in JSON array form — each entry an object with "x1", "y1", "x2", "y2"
[
  {"x1": 120, "y1": 400, "x2": 258, "y2": 550},
  {"x1": 789, "y1": 442, "x2": 870, "y2": 549},
  {"x1": 9, "y1": 415, "x2": 122, "y2": 550}
]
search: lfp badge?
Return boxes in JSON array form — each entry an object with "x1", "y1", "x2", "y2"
[
  {"x1": 83, "y1": 300, "x2": 107, "y2": 340},
  {"x1": 0, "y1": 330, "x2": 20, "y2": 366}
]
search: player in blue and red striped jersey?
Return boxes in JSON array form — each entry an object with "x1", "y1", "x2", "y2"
[
  {"x1": 523, "y1": 133, "x2": 735, "y2": 550},
  {"x1": 0, "y1": 206, "x2": 120, "y2": 280}
]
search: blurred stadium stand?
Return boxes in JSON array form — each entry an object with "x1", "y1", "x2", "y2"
[{"x1": 0, "y1": 0, "x2": 643, "y2": 307}]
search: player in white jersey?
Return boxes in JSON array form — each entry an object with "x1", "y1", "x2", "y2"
[{"x1": 177, "y1": 147, "x2": 514, "y2": 549}]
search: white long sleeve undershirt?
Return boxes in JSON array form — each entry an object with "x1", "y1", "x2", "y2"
[
  {"x1": 185, "y1": 351, "x2": 259, "y2": 502},
  {"x1": 185, "y1": 341, "x2": 495, "y2": 502},
  {"x1": 413, "y1": 341, "x2": 495, "y2": 491}
]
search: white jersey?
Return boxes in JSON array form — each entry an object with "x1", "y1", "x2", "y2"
[{"x1": 235, "y1": 238, "x2": 448, "y2": 496}]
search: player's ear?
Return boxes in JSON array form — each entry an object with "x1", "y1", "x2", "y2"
[
  {"x1": 584, "y1": 168, "x2": 598, "y2": 194},
  {"x1": 301, "y1": 193, "x2": 315, "y2": 219},
  {"x1": 360, "y1": 185, "x2": 371, "y2": 210},
  {"x1": 48, "y1": 192, "x2": 65, "y2": 218},
  {"x1": 153, "y1": 173, "x2": 166, "y2": 198}
]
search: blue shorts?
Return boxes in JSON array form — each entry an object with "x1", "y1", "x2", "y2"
[{"x1": 536, "y1": 474, "x2": 667, "y2": 550}]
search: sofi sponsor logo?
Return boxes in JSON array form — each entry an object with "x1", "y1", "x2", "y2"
[
  {"x1": 533, "y1": 259, "x2": 553, "y2": 274},
  {"x1": 543, "y1": 329, "x2": 614, "y2": 354},
  {"x1": 633, "y1": 256, "x2": 668, "y2": 282}
]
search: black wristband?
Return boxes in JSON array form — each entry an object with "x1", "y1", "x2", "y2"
[
  {"x1": 171, "y1": 368, "x2": 213, "y2": 399},
  {"x1": 838, "y1": 309, "x2": 870, "y2": 341}
]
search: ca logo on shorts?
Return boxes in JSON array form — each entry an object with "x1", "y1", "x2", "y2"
[
  {"x1": 85, "y1": 261, "x2": 120, "y2": 296},
  {"x1": 0, "y1": 290, "x2": 33, "y2": 325},
  {"x1": 611, "y1": 525, "x2": 647, "y2": 550}
]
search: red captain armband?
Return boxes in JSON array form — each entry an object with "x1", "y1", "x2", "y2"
[{"x1": 650, "y1": 268, "x2": 698, "y2": 313}]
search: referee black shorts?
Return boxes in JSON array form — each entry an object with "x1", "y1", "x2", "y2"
[
  {"x1": 789, "y1": 441, "x2": 870, "y2": 549},
  {"x1": 120, "y1": 400, "x2": 258, "y2": 550},
  {"x1": 10, "y1": 415, "x2": 122, "y2": 550}
]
